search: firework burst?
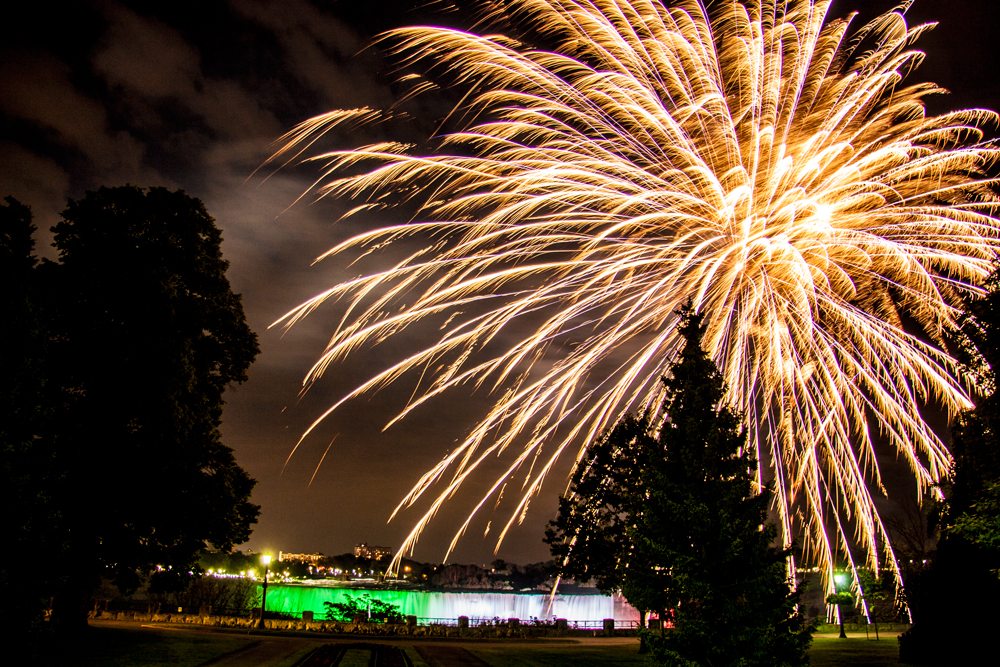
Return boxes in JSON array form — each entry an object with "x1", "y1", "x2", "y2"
[{"x1": 271, "y1": 0, "x2": 1000, "y2": 591}]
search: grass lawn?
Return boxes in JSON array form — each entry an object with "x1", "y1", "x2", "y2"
[
  {"x1": 809, "y1": 631, "x2": 905, "y2": 667},
  {"x1": 29, "y1": 624, "x2": 258, "y2": 666},
  {"x1": 33, "y1": 622, "x2": 922, "y2": 666},
  {"x1": 470, "y1": 631, "x2": 911, "y2": 667}
]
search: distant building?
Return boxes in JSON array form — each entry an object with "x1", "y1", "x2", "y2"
[
  {"x1": 278, "y1": 551, "x2": 324, "y2": 565},
  {"x1": 354, "y1": 542, "x2": 393, "y2": 561}
]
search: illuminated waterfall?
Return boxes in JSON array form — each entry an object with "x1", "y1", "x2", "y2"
[{"x1": 264, "y1": 584, "x2": 638, "y2": 624}]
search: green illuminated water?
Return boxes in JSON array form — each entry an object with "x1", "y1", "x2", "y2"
[{"x1": 261, "y1": 584, "x2": 636, "y2": 623}]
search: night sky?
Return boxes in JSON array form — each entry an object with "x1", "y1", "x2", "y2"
[{"x1": 2, "y1": 0, "x2": 999, "y2": 566}]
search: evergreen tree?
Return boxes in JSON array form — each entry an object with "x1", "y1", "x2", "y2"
[
  {"x1": 549, "y1": 305, "x2": 812, "y2": 664},
  {"x1": 641, "y1": 306, "x2": 812, "y2": 666},
  {"x1": 545, "y1": 415, "x2": 667, "y2": 628}
]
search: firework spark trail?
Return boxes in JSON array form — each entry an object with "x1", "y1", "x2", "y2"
[{"x1": 270, "y1": 0, "x2": 1000, "y2": 591}]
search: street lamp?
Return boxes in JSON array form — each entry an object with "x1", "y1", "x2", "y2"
[
  {"x1": 257, "y1": 553, "x2": 272, "y2": 629},
  {"x1": 827, "y1": 571, "x2": 853, "y2": 639}
]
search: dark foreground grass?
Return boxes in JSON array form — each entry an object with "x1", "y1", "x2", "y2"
[
  {"x1": 471, "y1": 642, "x2": 649, "y2": 667},
  {"x1": 28, "y1": 624, "x2": 257, "y2": 667},
  {"x1": 469, "y1": 632, "x2": 911, "y2": 667},
  {"x1": 32, "y1": 623, "x2": 923, "y2": 666},
  {"x1": 809, "y1": 631, "x2": 904, "y2": 667}
]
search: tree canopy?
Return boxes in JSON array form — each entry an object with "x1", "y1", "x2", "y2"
[
  {"x1": 900, "y1": 267, "x2": 1000, "y2": 663},
  {"x1": 548, "y1": 306, "x2": 812, "y2": 666},
  {"x1": 325, "y1": 594, "x2": 403, "y2": 624},
  {"x1": 0, "y1": 197, "x2": 60, "y2": 638},
  {"x1": 545, "y1": 414, "x2": 666, "y2": 623},
  {"x1": 0, "y1": 186, "x2": 260, "y2": 635}
]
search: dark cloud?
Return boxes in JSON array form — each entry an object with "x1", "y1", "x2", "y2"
[
  {"x1": 94, "y1": 4, "x2": 203, "y2": 99},
  {"x1": 0, "y1": 52, "x2": 151, "y2": 210},
  {"x1": 0, "y1": 0, "x2": 554, "y2": 564}
]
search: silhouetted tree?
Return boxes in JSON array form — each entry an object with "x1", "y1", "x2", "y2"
[
  {"x1": 0, "y1": 197, "x2": 61, "y2": 638},
  {"x1": 545, "y1": 414, "x2": 666, "y2": 628},
  {"x1": 506, "y1": 561, "x2": 556, "y2": 591},
  {"x1": 0, "y1": 187, "x2": 260, "y2": 635},
  {"x1": 900, "y1": 267, "x2": 1000, "y2": 663},
  {"x1": 549, "y1": 306, "x2": 812, "y2": 665},
  {"x1": 640, "y1": 307, "x2": 812, "y2": 666},
  {"x1": 886, "y1": 490, "x2": 937, "y2": 572},
  {"x1": 325, "y1": 593, "x2": 403, "y2": 623}
]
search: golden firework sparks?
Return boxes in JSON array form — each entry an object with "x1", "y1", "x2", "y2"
[{"x1": 271, "y1": 0, "x2": 1000, "y2": 593}]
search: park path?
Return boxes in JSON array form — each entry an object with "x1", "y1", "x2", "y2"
[
  {"x1": 199, "y1": 633, "x2": 319, "y2": 666},
  {"x1": 415, "y1": 645, "x2": 491, "y2": 667},
  {"x1": 205, "y1": 637, "x2": 505, "y2": 666},
  {"x1": 296, "y1": 642, "x2": 413, "y2": 666}
]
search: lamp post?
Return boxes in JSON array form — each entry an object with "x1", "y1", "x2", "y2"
[
  {"x1": 258, "y1": 553, "x2": 272, "y2": 629},
  {"x1": 826, "y1": 571, "x2": 853, "y2": 639}
]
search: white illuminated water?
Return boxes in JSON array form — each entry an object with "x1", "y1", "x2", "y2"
[{"x1": 265, "y1": 583, "x2": 639, "y2": 624}]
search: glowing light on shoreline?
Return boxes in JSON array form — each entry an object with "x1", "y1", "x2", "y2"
[{"x1": 271, "y1": 0, "x2": 1000, "y2": 587}]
